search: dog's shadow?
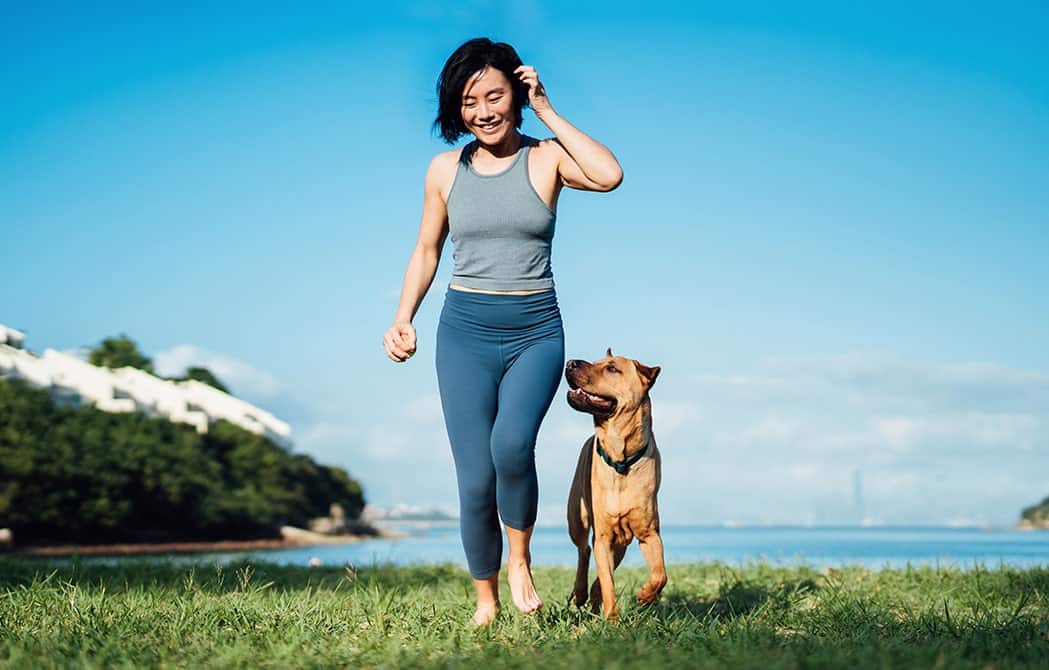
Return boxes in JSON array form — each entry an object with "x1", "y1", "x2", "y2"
[
  {"x1": 539, "y1": 575, "x2": 820, "y2": 625},
  {"x1": 655, "y1": 576, "x2": 820, "y2": 622},
  {"x1": 541, "y1": 574, "x2": 818, "y2": 624}
]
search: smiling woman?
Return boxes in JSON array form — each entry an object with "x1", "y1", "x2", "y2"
[
  {"x1": 433, "y1": 41, "x2": 530, "y2": 147},
  {"x1": 382, "y1": 36, "x2": 623, "y2": 627}
]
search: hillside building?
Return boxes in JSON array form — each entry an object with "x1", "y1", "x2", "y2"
[{"x1": 0, "y1": 322, "x2": 290, "y2": 447}]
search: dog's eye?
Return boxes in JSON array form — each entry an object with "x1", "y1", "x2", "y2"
[{"x1": 606, "y1": 364, "x2": 619, "y2": 373}]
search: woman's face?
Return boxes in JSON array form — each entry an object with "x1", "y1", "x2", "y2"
[{"x1": 460, "y1": 66, "x2": 516, "y2": 146}]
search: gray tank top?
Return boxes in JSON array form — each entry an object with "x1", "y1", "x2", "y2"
[{"x1": 446, "y1": 136, "x2": 556, "y2": 291}]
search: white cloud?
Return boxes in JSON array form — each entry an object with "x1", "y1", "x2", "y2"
[
  {"x1": 363, "y1": 424, "x2": 412, "y2": 461},
  {"x1": 292, "y1": 420, "x2": 362, "y2": 467},
  {"x1": 872, "y1": 413, "x2": 1041, "y2": 452},
  {"x1": 297, "y1": 421, "x2": 361, "y2": 447},
  {"x1": 404, "y1": 393, "x2": 443, "y2": 422},
  {"x1": 652, "y1": 399, "x2": 704, "y2": 438},
  {"x1": 153, "y1": 344, "x2": 280, "y2": 397},
  {"x1": 291, "y1": 352, "x2": 1049, "y2": 527},
  {"x1": 651, "y1": 352, "x2": 1049, "y2": 524},
  {"x1": 291, "y1": 393, "x2": 457, "y2": 508}
]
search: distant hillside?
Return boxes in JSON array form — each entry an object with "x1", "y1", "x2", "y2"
[
  {"x1": 0, "y1": 376, "x2": 365, "y2": 545},
  {"x1": 1020, "y1": 496, "x2": 1049, "y2": 529}
]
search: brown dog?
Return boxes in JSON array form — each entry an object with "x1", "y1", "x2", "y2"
[{"x1": 565, "y1": 348, "x2": 665, "y2": 622}]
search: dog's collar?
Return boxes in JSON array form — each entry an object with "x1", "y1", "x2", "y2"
[{"x1": 595, "y1": 436, "x2": 648, "y2": 475}]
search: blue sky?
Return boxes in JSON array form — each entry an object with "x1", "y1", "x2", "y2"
[{"x1": 3, "y1": 2, "x2": 1048, "y2": 526}]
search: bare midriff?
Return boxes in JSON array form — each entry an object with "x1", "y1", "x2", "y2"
[{"x1": 449, "y1": 284, "x2": 552, "y2": 296}]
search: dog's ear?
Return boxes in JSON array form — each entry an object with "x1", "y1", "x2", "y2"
[
  {"x1": 606, "y1": 347, "x2": 614, "y2": 358},
  {"x1": 634, "y1": 361, "x2": 661, "y2": 388}
]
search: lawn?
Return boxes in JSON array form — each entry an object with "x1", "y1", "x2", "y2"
[{"x1": 0, "y1": 558, "x2": 1046, "y2": 668}]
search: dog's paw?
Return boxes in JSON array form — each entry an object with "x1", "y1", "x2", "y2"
[
  {"x1": 637, "y1": 585, "x2": 664, "y2": 606},
  {"x1": 569, "y1": 591, "x2": 588, "y2": 608},
  {"x1": 637, "y1": 591, "x2": 659, "y2": 606}
]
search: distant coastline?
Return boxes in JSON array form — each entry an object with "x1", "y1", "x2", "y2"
[
  {"x1": 1020, "y1": 496, "x2": 1049, "y2": 530},
  {"x1": 1017, "y1": 520, "x2": 1049, "y2": 531},
  {"x1": 9, "y1": 525, "x2": 401, "y2": 558}
]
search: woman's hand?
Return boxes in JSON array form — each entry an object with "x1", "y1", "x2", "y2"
[
  {"x1": 514, "y1": 64, "x2": 623, "y2": 192},
  {"x1": 515, "y1": 65, "x2": 554, "y2": 118},
  {"x1": 383, "y1": 322, "x2": 417, "y2": 363}
]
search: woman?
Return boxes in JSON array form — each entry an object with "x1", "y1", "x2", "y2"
[{"x1": 383, "y1": 37, "x2": 622, "y2": 626}]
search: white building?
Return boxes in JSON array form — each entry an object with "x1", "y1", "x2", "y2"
[
  {"x1": 0, "y1": 325, "x2": 25, "y2": 348},
  {"x1": 0, "y1": 323, "x2": 291, "y2": 448},
  {"x1": 177, "y1": 378, "x2": 289, "y2": 445},
  {"x1": 0, "y1": 325, "x2": 51, "y2": 388},
  {"x1": 109, "y1": 364, "x2": 209, "y2": 433},
  {"x1": 42, "y1": 348, "x2": 138, "y2": 413}
]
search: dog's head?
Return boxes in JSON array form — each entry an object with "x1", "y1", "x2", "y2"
[{"x1": 564, "y1": 347, "x2": 661, "y2": 420}]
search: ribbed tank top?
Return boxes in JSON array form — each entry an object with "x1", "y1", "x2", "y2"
[{"x1": 446, "y1": 136, "x2": 556, "y2": 291}]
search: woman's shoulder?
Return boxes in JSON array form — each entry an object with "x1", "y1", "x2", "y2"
[
  {"x1": 526, "y1": 135, "x2": 557, "y2": 148},
  {"x1": 426, "y1": 147, "x2": 464, "y2": 182},
  {"x1": 527, "y1": 136, "x2": 569, "y2": 159},
  {"x1": 525, "y1": 136, "x2": 566, "y2": 170},
  {"x1": 431, "y1": 146, "x2": 464, "y2": 167}
]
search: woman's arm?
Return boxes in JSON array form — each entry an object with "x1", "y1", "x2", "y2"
[
  {"x1": 515, "y1": 65, "x2": 623, "y2": 192},
  {"x1": 384, "y1": 154, "x2": 453, "y2": 362}
]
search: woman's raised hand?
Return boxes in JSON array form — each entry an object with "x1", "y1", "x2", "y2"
[
  {"x1": 383, "y1": 322, "x2": 417, "y2": 363},
  {"x1": 514, "y1": 65, "x2": 553, "y2": 117}
]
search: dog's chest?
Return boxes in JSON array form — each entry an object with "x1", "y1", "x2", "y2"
[
  {"x1": 596, "y1": 483, "x2": 657, "y2": 543},
  {"x1": 599, "y1": 512, "x2": 637, "y2": 546}
]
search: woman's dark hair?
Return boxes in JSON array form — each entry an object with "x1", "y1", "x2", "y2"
[{"x1": 433, "y1": 38, "x2": 529, "y2": 144}]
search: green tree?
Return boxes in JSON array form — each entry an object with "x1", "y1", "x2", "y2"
[
  {"x1": 1021, "y1": 496, "x2": 1049, "y2": 527},
  {"x1": 177, "y1": 367, "x2": 230, "y2": 394},
  {"x1": 88, "y1": 334, "x2": 153, "y2": 372},
  {"x1": 0, "y1": 377, "x2": 366, "y2": 544}
]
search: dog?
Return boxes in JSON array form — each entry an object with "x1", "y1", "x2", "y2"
[{"x1": 565, "y1": 347, "x2": 665, "y2": 622}]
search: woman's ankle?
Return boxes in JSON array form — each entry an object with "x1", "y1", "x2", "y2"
[{"x1": 472, "y1": 572, "x2": 500, "y2": 606}]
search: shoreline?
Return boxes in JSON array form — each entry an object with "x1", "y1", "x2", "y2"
[
  {"x1": 1017, "y1": 520, "x2": 1049, "y2": 531},
  {"x1": 9, "y1": 525, "x2": 404, "y2": 558},
  {"x1": 8, "y1": 522, "x2": 1045, "y2": 559}
]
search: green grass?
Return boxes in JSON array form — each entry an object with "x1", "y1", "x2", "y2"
[{"x1": 0, "y1": 559, "x2": 1047, "y2": 668}]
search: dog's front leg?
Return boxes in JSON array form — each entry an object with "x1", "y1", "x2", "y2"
[
  {"x1": 636, "y1": 531, "x2": 667, "y2": 605},
  {"x1": 592, "y1": 533, "x2": 620, "y2": 622},
  {"x1": 571, "y1": 539, "x2": 590, "y2": 606}
]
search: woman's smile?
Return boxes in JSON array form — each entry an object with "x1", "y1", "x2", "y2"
[{"x1": 461, "y1": 66, "x2": 516, "y2": 145}]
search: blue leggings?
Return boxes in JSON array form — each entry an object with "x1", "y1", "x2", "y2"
[{"x1": 435, "y1": 287, "x2": 565, "y2": 579}]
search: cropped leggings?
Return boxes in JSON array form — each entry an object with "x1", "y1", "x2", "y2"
[{"x1": 435, "y1": 287, "x2": 565, "y2": 579}]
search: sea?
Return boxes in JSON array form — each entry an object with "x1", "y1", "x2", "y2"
[{"x1": 86, "y1": 524, "x2": 1049, "y2": 570}]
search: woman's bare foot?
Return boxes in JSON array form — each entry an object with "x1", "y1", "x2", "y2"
[
  {"x1": 472, "y1": 600, "x2": 500, "y2": 627},
  {"x1": 504, "y1": 525, "x2": 543, "y2": 613},
  {"x1": 470, "y1": 574, "x2": 501, "y2": 627},
  {"x1": 507, "y1": 556, "x2": 543, "y2": 613}
]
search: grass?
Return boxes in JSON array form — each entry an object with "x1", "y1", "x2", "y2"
[{"x1": 0, "y1": 558, "x2": 1047, "y2": 668}]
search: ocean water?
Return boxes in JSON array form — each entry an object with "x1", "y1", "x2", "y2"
[{"x1": 119, "y1": 524, "x2": 1049, "y2": 570}]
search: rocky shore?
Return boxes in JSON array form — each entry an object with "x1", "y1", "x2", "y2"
[{"x1": 1020, "y1": 496, "x2": 1049, "y2": 529}]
